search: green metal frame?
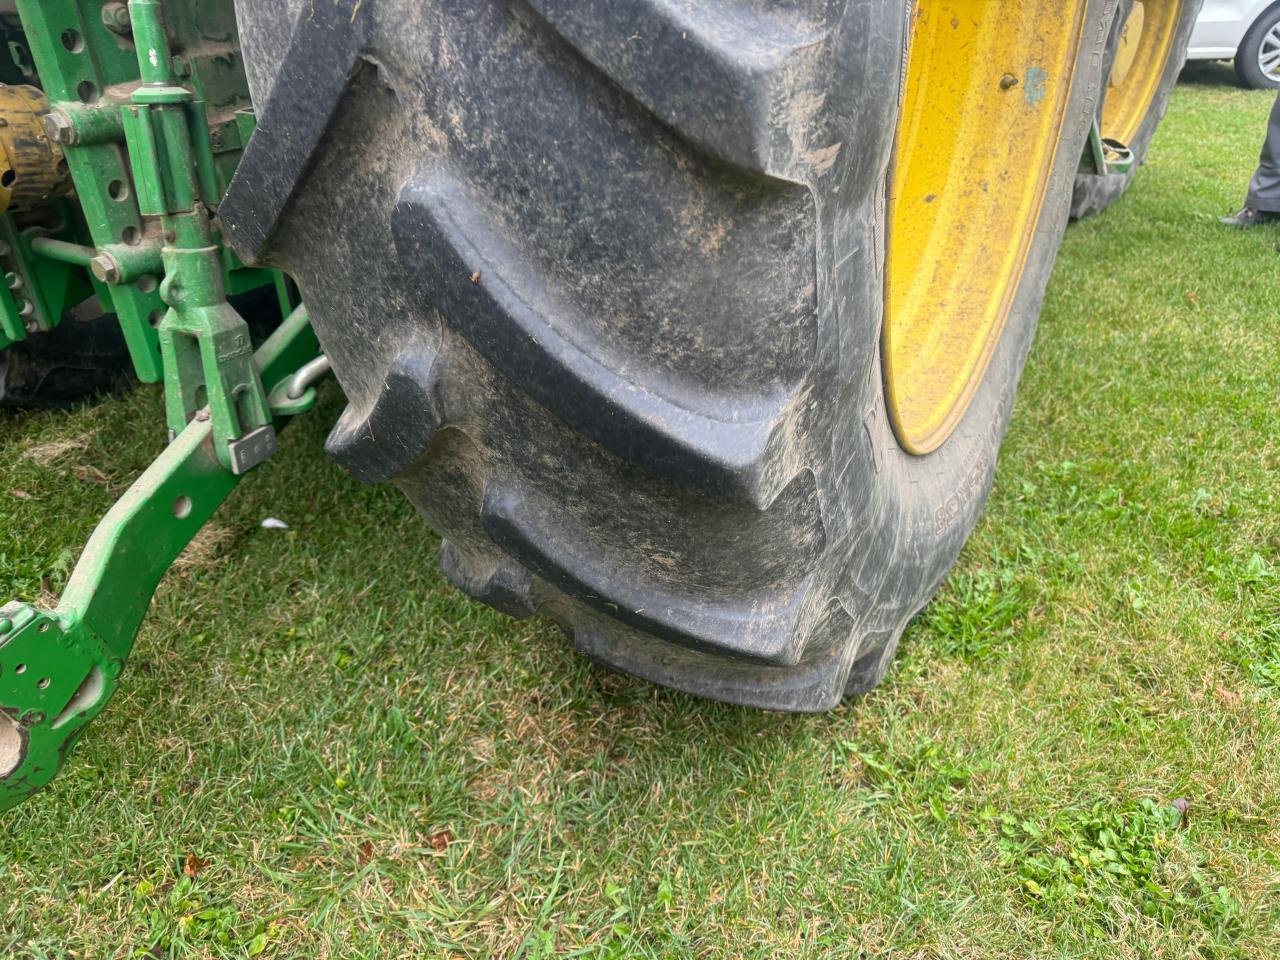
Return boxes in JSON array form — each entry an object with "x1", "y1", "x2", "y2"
[
  {"x1": 1082, "y1": 118, "x2": 1135, "y2": 177},
  {"x1": 6, "y1": 0, "x2": 278, "y2": 372},
  {"x1": 0, "y1": 200, "x2": 100, "y2": 349},
  {"x1": 123, "y1": 0, "x2": 277, "y2": 473}
]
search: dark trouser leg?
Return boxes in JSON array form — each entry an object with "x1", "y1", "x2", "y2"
[{"x1": 1246, "y1": 90, "x2": 1280, "y2": 212}]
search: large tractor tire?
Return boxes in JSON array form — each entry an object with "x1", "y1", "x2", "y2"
[
  {"x1": 1071, "y1": 0, "x2": 1201, "y2": 218},
  {"x1": 223, "y1": 0, "x2": 1117, "y2": 711}
]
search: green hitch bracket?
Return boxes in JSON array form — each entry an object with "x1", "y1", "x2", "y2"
[
  {"x1": 1083, "y1": 118, "x2": 1134, "y2": 177},
  {"x1": 121, "y1": 0, "x2": 277, "y2": 475},
  {"x1": 0, "y1": 305, "x2": 321, "y2": 814},
  {"x1": 42, "y1": 102, "x2": 127, "y2": 149},
  {"x1": 14, "y1": 0, "x2": 288, "y2": 371}
]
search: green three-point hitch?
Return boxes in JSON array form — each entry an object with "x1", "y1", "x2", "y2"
[{"x1": 0, "y1": 1, "x2": 323, "y2": 812}]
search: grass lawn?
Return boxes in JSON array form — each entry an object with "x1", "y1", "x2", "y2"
[{"x1": 2, "y1": 62, "x2": 1279, "y2": 959}]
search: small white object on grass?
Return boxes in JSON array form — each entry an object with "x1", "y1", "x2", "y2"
[{"x1": 261, "y1": 517, "x2": 289, "y2": 530}]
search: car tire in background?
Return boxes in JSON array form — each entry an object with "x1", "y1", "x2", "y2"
[
  {"x1": 1072, "y1": 0, "x2": 1203, "y2": 218},
  {"x1": 1235, "y1": 2, "x2": 1280, "y2": 89},
  {"x1": 224, "y1": 0, "x2": 1117, "y2": 710}
]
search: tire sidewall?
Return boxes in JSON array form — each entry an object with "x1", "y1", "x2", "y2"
[{"x1": 833, "y1": 0, "x2": 1119, "y2": 678}]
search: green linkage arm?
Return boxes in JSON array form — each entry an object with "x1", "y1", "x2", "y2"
[{"x1": 0, "y1": 305, "x2": 318, "y2": 813}]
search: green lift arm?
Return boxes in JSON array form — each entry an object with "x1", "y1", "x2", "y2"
[
  {"x1": 0, "y1": 0, "x2": 326, "y2": 811},
  {"x1": 0, "y1": 306, "x2": 320, "y2": 811}
]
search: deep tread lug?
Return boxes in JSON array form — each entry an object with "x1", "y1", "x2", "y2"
[
  {"x1": 392, "y1": 173, "x2": 805, "y2": 507},
  {"x1": 438, "y1": 539, "x2": 538, "y2": 619},
  {"x1": 324, "y1": 342, "x2": 443, "y2": 485},
  {"x1": 221, "y1": 2, "x2": 370, "y2": 263},
  {"x1": 480, "y1": 485, "x2": 823, "y2": 666},
  {"x1": 524, "y1": 0, "x2": 842, "y2": 177}
]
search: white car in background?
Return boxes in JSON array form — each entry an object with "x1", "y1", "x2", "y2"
[{"x1": 1190, "y1": 1, "x2": 1280, "y2": 87}]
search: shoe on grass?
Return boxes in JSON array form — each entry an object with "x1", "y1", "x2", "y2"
[{"x1": 1219, "y1": 206, "x2": 1280, "y2": 228}]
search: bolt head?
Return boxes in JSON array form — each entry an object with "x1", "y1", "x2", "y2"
[
  {"x1": 102, "y1": 2, "x2": 131, "y2": 31},
  {"x1": 90, "y1": 253, "x2": 121, "y2": 284},
  {"x1": 41, "y1": 111, "x2": 74, "y2": 145}
]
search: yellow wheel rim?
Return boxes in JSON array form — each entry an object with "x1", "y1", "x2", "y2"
[
  {"x1": 1100, "y1": 1, "x2": 1183, "y2": 146},
  {"x1": 885, "y1": 1, "x2": 1088, "y2": 455}
]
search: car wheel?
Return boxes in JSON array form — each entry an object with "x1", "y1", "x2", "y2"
[{"x1": 1235, "y1": 3, "x2": 1280, "y2": 89}]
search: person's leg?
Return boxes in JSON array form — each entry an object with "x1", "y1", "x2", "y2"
[
  {"x1": 1222, "y1": 89, "x2": 1280, "y2": 227},
  {"x1": 1246, "y1": 90, "x2": 1280, "y2": 211}
]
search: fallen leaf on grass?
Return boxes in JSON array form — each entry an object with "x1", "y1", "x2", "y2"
[
  {"x1": 22, "y1": 436, "x2": 88, "y2": 467},
  {"x1": 358, "y1": 840, "x2": 374, "y2": 866},
  {"x1": 428, "y1": 828, "x2": 453, "y2": 852},
  {"x1": 183, "y1": 852, "x2": 209, "y2": 879},
  {"x1": 1214, "y1": 685, "x2": 1242, "y2": 707},
  {"x1": 72, "y1": 464, "x2": 111, "y2": 486},
  {"x1": 8, "y1": 489, "x2": 33, "y2": 500}
]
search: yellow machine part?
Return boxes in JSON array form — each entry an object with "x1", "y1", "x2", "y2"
[
  {"x1": 1101, "y1": 1, "x2": 1184, "y2": 146},
  {"x1": 885, "y1": 0, "x2": 1088, "y2": 455},
  {"x1": 0, "y1": 84, "x2": 71, "y2": 216}
]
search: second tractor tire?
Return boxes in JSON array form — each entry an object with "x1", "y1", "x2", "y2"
[{"x1": 1071, "y1": 0, "x2": 1202, "y2": 219}]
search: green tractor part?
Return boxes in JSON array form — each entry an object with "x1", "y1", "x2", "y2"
[
  {"x1": 125, "y1": 0, "x2": 278, "y2": 473},
  {"x1": 0, "y1": 0, "x2": 322, "y2": 813},
  {"x1": 0, "y1": 304, "x2": 319, "y2": 812},
  {"x1": 3, "y1": 0, "x2": 286, "y2": 367},
  {"x1": 1083, "y1": 118, "x2": 1136, "y2": 177}
]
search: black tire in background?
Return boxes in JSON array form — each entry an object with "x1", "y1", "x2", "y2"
[
  {"x1": 0, "y1": 305, "x2": 133, "y2": 410},
  {"x1": 1072, "y1": 0, "x2": 1202, "y2": 219},
  {"x1": 1235, "y1": 3, "x2": 1280, "y2": 89},
  {"x1": 0, "y1": 286, "x2": 289, "y2": 411},
  {"x1": 224, "y1": 0, "x2": 1116, "y2": 710}
]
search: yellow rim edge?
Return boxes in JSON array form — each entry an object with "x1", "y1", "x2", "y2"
[
  {"x1": 1101, "y1": 1, "x2": 1183, "y2": 146},
  {"x1": 884, "y1": 1, "x2": 1088, "y2": 455}
]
